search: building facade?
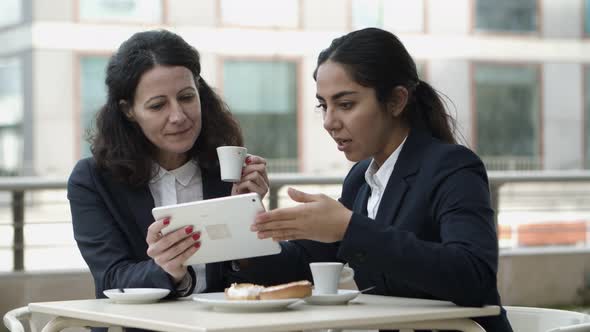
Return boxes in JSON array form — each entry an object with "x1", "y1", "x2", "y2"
[{"x1": 1, "y1": 0, "x2": 590, "y2": 177}]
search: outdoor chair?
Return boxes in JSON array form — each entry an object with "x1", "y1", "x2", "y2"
[
  {"x1": 3, "y1": 306, "x2": 122, "y2": 332},
  {"x1": 505, "y1": 306, "x2": 590, "y2": 332}
]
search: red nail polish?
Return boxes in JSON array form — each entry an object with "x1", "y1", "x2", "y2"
[
  {"x1": 245, "y1": 156, "x2": 252, "y2": 164},
  {"x1": 163, "y1": 218, "x2": 170, "y2": 225},
  {"x1": 194, "y1": 241, "x2": 201, "y2": 248},
  {"x1": 192, "y1": 232, "x2": 201, "y2": 241},
  {"x1": 185, "y1": 226, "x2": 193, "y2": 234}
]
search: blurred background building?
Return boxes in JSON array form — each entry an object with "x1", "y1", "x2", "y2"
[
  {"x1": 0, "y1": 0, "x2": 589, "y2": 322},
  {"x1": 3, "y1": 0, "x2": 590, "y2": 178}
]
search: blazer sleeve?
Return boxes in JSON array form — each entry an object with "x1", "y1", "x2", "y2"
[
  {"x1": 67, "y1": 159, "x2": 190, "y2": 297},
  {"x1": 337, "y1": 147, "x2": 498, "y2": 307}
]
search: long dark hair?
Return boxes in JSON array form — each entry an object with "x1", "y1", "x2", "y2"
[
  {"x1": 313, "y1": 27, "x2": 456, "y2": 144},
  {"x1": 90, "y1": 30, "x2": 242, "y2": 186}
]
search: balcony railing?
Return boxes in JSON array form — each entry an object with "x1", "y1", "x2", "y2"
[{"x1": 1, "y1": 171, "x2": 590, "y2": 272}]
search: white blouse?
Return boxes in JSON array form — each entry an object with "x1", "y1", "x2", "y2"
[
  {"x1": 148, "y1": 160, "x2": 206, "y2": 294},
  {"x1": 364, "y1": 136, "x2": 407, "y2": 219}
]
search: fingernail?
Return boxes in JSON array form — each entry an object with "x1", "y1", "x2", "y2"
[
  {"x1": 192, "y1": 232, "x2": 201, "y2": 241},
  {"x1": 245, "y1": 156, "x2": 252, "y2": 164},
  {"x1": 163, "y1": 218, "x2": 170, "y2": 225},
  {"x1": 250, "y1": 225, "x2": 258, "y2": 231},
  {"x1": 185, "y1": 226, "x2": 193, "y2": 234},
  {"x1": 194, "y1": 241, "x2": 201, "y2": 248}
]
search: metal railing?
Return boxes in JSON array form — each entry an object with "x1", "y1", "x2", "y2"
[{"x1": 2, "y1": 171, "x2": 590, "y2": 271}]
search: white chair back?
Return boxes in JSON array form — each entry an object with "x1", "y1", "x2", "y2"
[{"x1": 506, "y1": 306, "x2": 590, "y2": 332}]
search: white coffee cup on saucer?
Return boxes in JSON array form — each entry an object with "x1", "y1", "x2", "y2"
[
  {"x1": 310, "y1": 262, "x2": 355, "y2": 295},
  {"x1": 216, "y1": 146, "x2": 247, "y2": 182}
]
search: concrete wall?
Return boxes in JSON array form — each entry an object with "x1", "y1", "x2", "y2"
[
  {"x1": 32, "y1": 49, "x2": 76, "y2": 177},
  {"x1": 498, "y1": 250, "x2": 590, "y2": 307},
  {"x1": 541, "y1": 0, "x2": 582, "y2": 39},
  {"x1": 0, "y1": 270, "x2": 94, "y2": 332},
  {"x1": 542, "y1": 63, "x2": 584, "y2": 169}
]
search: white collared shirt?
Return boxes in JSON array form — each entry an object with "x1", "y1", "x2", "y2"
[
  {"x1": 148, "y1": 160, "x2": 207, "y2": 294},
  {"x1": 364, "y1": 136, "x2": 408, "y2": 219}
]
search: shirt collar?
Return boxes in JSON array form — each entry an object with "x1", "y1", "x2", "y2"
[
  {"x1": 364, "y1": 135, "x2": 408, "y2": 189},
  {"x1": 150, "y1": 159, "x2": 199, "y2": 187}
]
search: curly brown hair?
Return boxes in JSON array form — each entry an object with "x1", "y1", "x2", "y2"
[{"x1": 90, "y1": 30, "x2": 243, "y2": 186}]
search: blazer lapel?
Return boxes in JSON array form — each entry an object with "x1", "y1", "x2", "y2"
[
  {"x1": 124, "y1": 185, "x2": 155, "y2": 239},
  {"x1": 374, "y1": 130, "x2": 429, "y2": 225}
]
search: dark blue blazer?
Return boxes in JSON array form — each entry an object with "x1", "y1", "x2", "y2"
[
  {"x1": 335, "y1": 130, "x2": 512, "y2": 331},
  {"x1": 67, "y1": 157, "x2": 234, "y2": 298},
  {"x1": 243, "y1": 129, "x2": 512, "y2": 331}
]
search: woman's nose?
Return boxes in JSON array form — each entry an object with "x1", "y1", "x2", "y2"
[
  {"x1": 323, "y1": 108, "x2": 340, "y2": 132},
  {"x1": 169, "y1": 101, "x2": 186, "y2": 123}
]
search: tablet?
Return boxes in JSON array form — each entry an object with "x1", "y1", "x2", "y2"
[{"x1": 152, "y1": 193, "x2": 281, "y2": 266}]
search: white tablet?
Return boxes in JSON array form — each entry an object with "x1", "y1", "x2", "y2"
[{"x1": 152, "y1": 193, "x2": 281, "y2": 266}]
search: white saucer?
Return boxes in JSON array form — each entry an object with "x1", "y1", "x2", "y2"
[
  {"x1": 193, "y1": 292, "x2": 301, "y2": 311},
  {"x1": 103, "y1": 288, "x2": 170, "y2": 304},
  {"x1": 303, "y1": 289, "x2": 360, "y2": 305}
]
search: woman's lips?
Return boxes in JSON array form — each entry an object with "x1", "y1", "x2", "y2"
[
  {"x1": 167, "y1": 127, "x2": 191, "y2": 136},
  {"x1": 335, "y1": 139, "x2": 352, "y2": 151}
]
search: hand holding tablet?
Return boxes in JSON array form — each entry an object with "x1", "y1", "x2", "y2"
[{"x1": 152, "y1": 193, "x2": 281, "y2": 265}]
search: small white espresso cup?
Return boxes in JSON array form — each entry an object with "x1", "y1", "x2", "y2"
[
  {"x1": 310, "y1": 262, "x2": 355, "y2": 295},
  {"x1": 216, "y1": 146, "x2": 247, "y2": 182}
]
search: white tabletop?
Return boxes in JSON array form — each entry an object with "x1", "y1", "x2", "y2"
[{"x1": 29, "y1": 294, "x2": 500, "y2": 332}]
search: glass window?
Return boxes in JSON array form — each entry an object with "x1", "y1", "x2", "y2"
[
  {"x1": 475, "y1": 0, "x2": 537, "y2": 33},
  {"x1": 0, "y1": 0, "x2": 21, "y2": 27},
  {"x1": 0, "y1": 57, "x2": 23, "y2": 176},
  {"x1": 351, "y1": 0, "x2": 382, "y2": 30},
  {"x1": 80, "y1": 56, "x2": 109, "y2": 157},
  {"x1": 223, "y1": 60, "x2": 298, "y2": 173},
  {"x1": 352, "y1": 0, "x2": 424, "y2": 32},
  {"x1": 475, "y1": 64, "x2": 540, "y2": 171},
  {"x1": 79, "y1": 0, "x2": 162, "y2": 23},
  {"x1": 221, "y1": 0, "x2": 299, "y2": 28}
]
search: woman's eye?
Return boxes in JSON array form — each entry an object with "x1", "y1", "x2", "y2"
[
  {"x1": 339, "y1": 102, "x2": 353, "y2": 110},
  {"x1": 149, "y1": 103, "x2": 164, "y2": 110},
  {"x1": 315, "y1": 103, "x2": 327, "y2": 111},
  {"x1": 180, "y1": 94, "x2": 195, "y2": 101}
]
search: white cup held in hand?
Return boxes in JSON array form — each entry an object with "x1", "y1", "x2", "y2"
[
  {"x1": 310, "y1": 262, "x2": 355, "y2": 295},
  {"x1": 216, "y1": 146, "x2": 247, "y2": 182}
]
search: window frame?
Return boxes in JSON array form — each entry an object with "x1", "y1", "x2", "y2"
[
  {"x1": 470, "y1": 0, "x2": 542, "y2": 37},
  {"x1": 217, "y1": 55, "x2": 303, "y2": 172},
  {"x1": 470, "y1": 61, "x2": 544, "y2": 170},
  {"x1": 347, "y1": 0, "x2": 427, "y2": 33},
  {"x1": 0, "y1": 0, "x2": 24, "y2": 31},
  {"x1": 75, "y1": 52, "x2": 112, "y2": 159},
  {"x1": 583, "y1": 64, "x2": 590, "y2": 168},
  {"x1": 74, "y1": 0, "x2": 167, "y2": 25},
  {"x1": 216, "y1": 0, "x2": 302, "y2": 30},
  {"x1": 0, "y1": 55, "x2": 24, "y2": 176}
]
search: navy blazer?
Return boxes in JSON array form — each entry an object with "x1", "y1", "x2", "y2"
[
  {"x1": 243, "y1": 130, "x2": 512, "y2": 331},
  {"x1": 336, "y1": 130, "x2": 512, "y2": 331},
  {"x1": 67, "y1": 157, "x2": 234, "y2": 298}
]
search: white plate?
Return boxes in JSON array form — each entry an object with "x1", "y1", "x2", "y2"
[
  {"x1": 193, "y1": 292, "x2": 301, "y2": 311},
  {"x1": 303, "y1": 289, "x2": 360, "y2": 305},
  {"x1": 103, "y1": 288, "x2": 170, "y2": 304}
]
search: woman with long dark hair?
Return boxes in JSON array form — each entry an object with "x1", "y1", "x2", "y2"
[
  {"x1": 68, "y1": 30, "x2": 269, "y2": 301},
  {"x1": 252, "y1": 28, "x2": 513, "y2": 331}
]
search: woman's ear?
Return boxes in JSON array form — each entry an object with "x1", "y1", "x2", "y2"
[
  {"x1": 389, "y1": 86, "x2": 409, "y2": 117},
  {"x1": 119, "y1": 100, "x2": 134, "y2": 121}
]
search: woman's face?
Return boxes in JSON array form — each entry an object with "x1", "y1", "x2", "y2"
[
  {"x1": 316, "y1": 61, "x2": 405, "y2": 165},
  {"x1": 127, "y1": 65, "x2": 202, "y2": 169}
]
